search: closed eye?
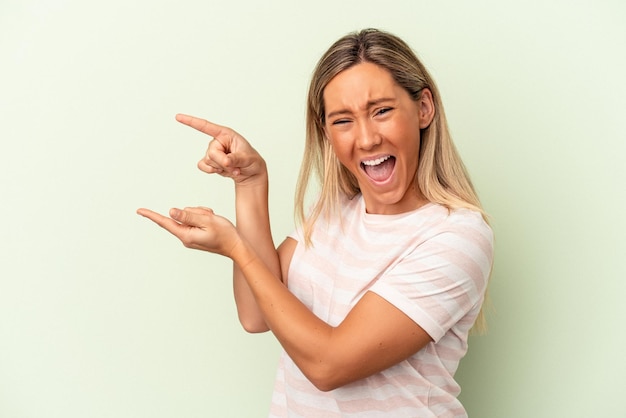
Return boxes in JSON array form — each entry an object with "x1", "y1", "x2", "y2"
[
  {"x1": 375, "y1": 107, "x2": 393, "y2": 117},
  {"x1": 332, "y1": 119, "x2": 352, "y2": 125}
]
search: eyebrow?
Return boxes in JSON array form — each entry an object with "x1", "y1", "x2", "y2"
[{"x1": 326, "y1": 97, "x2": 395, "y2": 120}]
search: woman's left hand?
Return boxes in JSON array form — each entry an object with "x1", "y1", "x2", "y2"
[{"x1": 136, "y1": 206, "x2": 242, "y2": 258}]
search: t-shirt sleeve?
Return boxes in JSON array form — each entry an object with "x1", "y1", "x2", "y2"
[{"x1": 368, "y1": 214, "x2": 494, "y2": 342}]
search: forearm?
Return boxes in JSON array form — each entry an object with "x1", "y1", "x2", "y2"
[
  {"x1": 233, "y1": 170, "x2": 281, "y2": 332},
  {"x1": 232, "y1": 241, "x2": 335, "y2": 386},
  {"x1": 138, "y1": 200, "x2": 430, "y2": 392}
]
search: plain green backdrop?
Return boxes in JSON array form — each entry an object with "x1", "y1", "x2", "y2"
[{"x1": 1, "y1": 0, "x2": 624, "y2": 417}]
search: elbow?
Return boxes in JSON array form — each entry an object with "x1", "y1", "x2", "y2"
[
  {"x1": 311, "y1": 379, "x2": 339, "y2": 393},
  {"x1": 238, "y1": 315, "x2": 270, "y2": 334},
  {"x1": 304, "y1": 363, "x2": 346, "y2": 392}
]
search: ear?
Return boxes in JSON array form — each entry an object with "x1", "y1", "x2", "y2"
[{"x1": 417, "y1": 88, "x2": 435, "y2": 129}]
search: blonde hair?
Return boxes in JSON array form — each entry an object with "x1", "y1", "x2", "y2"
[{"x1": 295, "y1": 28, "x2": 491, "y2": 333}]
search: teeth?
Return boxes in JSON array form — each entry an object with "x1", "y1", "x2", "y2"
[{"x1": 362, "y1": 156, "x2": 391, "y2": 166}]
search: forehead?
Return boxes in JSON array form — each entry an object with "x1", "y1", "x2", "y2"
[{"x1": 323, "y1": 62, "x2": 403, "y2": 110}]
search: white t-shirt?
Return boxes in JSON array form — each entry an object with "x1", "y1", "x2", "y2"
[{"x1": 269, "y1": 195, "x2": 494, "y2": 418}]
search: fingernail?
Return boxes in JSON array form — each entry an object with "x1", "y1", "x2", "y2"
[{"x1": 171, "y1": 208, "x2": 180, "y2": 219}]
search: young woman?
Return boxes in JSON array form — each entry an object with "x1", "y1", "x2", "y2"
[{"x1": 138, "y1": 28, "x2": 494, "y2": 418}]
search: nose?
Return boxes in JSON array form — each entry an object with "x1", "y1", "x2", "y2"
[{"x1": 356, "y1": 120, "x2": 381, "y2": 150}]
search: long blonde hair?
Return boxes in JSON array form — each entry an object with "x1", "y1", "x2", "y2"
[{"x1": 295, "y1": 28, "x2": 491, "y2": 333}]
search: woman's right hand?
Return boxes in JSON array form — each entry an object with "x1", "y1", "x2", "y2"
[{"x1": 175, "y1": 114, "x2": 266, "y2": 186}]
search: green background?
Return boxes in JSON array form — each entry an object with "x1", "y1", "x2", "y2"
[{"x1": 1, "y1": 0, "x2": 624, "y2": 417}]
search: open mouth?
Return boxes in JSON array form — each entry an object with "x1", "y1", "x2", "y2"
[{"x1": 361, "y1": 155, "x2": 396, "y2": 182}]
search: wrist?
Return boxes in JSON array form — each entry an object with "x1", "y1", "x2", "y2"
[
  {"x1": 229, "y1": 236, "x2": 256, "y2": 270},
  {"x1": 235, "y1": 174, "x2": 268, "y2": 190}
]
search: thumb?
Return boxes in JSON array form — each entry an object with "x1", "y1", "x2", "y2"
[
  {"x1": 215, "y1": 154, "x2": 243, "y2": 177},
  {"x1": 224, "y1": 152, "x2": 258, "y2": 175},
  {"x1": 170, "y1": 207, "x2": 211, "y2": 227}
]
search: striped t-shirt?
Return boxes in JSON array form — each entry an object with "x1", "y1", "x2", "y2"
[{"x1": 269, "y1": 195, "x2": 494, "y2": 418}]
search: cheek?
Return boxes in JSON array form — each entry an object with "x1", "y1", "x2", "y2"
[
  {"x1": 328, "y1": 135, "x2": 352, "y2": 162},
  {"x1": 409, "y1": 142, "x2": 422, "y2": 176}
]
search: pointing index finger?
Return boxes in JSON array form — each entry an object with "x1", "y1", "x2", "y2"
[{"x1": 175, "y1": 113, "x2": 227, "y2": 138}]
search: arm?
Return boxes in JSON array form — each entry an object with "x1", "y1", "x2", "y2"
[
  {"x1": 136, "y1": 208, "x2": 433, "y2": 391},
  {"x1": 233, "y1": 236, "x2": 432, "y2": 391},
  {"x1": 174, "y1": 114, "x2": 281, "y2": 332},
  {"x1": 232, "y1": 175, "x2": 278, "y2": 332}
]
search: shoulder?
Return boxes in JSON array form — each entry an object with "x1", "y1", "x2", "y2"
[
  {"x1": 438, "y1": 207, "x2": 494, "y2": 250},
  {"x1": 414, "y1": 206, "x2": 494, "y2": 286},
  {"x1": 392, "y1": 205, "x2": 493, "y2": 280},
  {"x1": 384, "y1": 203, "x2": 492, "y2": 243}
]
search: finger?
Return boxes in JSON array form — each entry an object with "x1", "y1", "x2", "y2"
[
  {"x1": 197, "y1": 159, "x2": 242, "y2": 178},
  {"x1": 207, "y1": 144, "x2": 252, "y2": 174},
  {"x1": 183, "y1": 206, "x2": 214, "y2": 215},
  {"x1": 169, "y1": 207, "x2": 212, "y2": 228},
  {"x1": 199, "y1": 145, "x2": 239, "y2": 174},
  {"x1": 175, "y1": 113, "x2": 230, "y2": 138},
  {"x1": 136, "y1": 208, "x2": 187, "y2": 237},
  {"x1": 207, "y1": 138, "x2": 235, "y2": 168},
  {"x1": 198, "y1": 158, "x2": 226, "y2": 175}
]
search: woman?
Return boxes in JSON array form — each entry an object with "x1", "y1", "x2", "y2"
[{"x1": 138, "y1": 28, "x2": 493, "y2": 418}]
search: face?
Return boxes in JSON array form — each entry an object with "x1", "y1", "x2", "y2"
[{"x1": 323, "y1": 62, "x2": 435, "y2": 215}]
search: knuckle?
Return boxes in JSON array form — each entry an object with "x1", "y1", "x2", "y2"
[{"x1": 177, "y1": 211, "x2": 188, "y2": 224}]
